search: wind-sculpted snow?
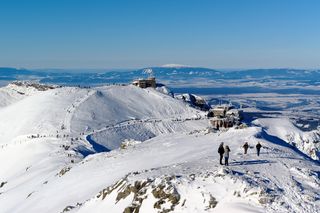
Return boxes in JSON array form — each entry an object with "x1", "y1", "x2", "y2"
[{"x1": 0, "y1": 83, "x2": 319, "y2": 213}]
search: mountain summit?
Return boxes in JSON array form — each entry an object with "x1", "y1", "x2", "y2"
[{"x1": 161, "y1": 64, "x2": 191, "y2": 68}]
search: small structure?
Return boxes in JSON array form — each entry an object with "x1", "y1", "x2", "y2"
[
  {"x1": 178, "y1": 93, "x2": 210, "y2": 110},
  {"x1": 132, "y1": 77, "x2": 156, "y2": 88},
  {"x1": 210, "y1": 117, "x2": 234, "y2": 129},
  {"x1": 226, "y1": 108, "x2": 243, "y2": 119},
  {"x1": 211, "y1": 105, "x2": 231, "y2": 117},
  {"x1": 209, "y1": 104, "x2": 243, "y2": 129}
]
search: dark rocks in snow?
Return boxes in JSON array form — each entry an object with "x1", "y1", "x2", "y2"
[
  {"x1": 0, "y1": 181, "x2": 7, "y2": 188},
  {"x1": 207, "y1": 194, "x2": 218, "y2": 209},
  {"x1": 58, "y1": 167, "x2": 71, "y2": 177},
  {"x1": 61, "y1": 203, "x2": 82, "y2": 213},
  {"x1": 95, "y1": 175, "x2": 183, "y2": 213},
  {"x1": 26, "y1": 191, "x2": 34, "y2": 199},
  {"x1": 12, "y1": 81, "x2": 57, "y2": 91},
  {"x1": 61, "y1": 205, "x2": 75, "y2": 212}
]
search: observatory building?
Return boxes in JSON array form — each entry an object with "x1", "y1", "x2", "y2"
[
  {"x1": 132, "y1": 77, "x2": 156, "y2": 88},
  {"x1": 132, "y1": 68, "x2": 156, "y2": 88}
]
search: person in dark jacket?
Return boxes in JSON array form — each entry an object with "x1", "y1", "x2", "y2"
[
  {"x1": 224, "y1": 145, "x2": 231, "y2": 166},
  {"x1": 243, "y1": 142, "x2": 249, "y2": 154},
  {"x1": 256, "y1": 142, "x2": 262, "y2": 156},
  {"x1": 218, "y1": 142, "x2": 225, "y2": 165}
]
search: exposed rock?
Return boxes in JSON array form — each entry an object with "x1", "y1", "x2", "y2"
[
  {"x1": 26, "y1": 191, "x2": 34, "y2": 198},
  {"x1": 151, "y1": 177, "x2": 180, "y2": 212},
  {"x1": 97, "y1": 178, "x2": 127, "y2": 200},
  {"x1": 62, "y1": 205, "x2": 74, "y2": 212},
  {"x1": 123, "y1": 206, "x2": 136, "y2": 213},
  {"x1": 120, "y1": 139, "x2": 142, "y2": 149},
  {"x1": 11, "y1": 81, "x2": 57, "y2": 91},
  {"x1": 0, "y1": 181, "x2": 7, "y2": 188},
  {"x1": 58, "y1": 167, "x2": 71, "y2": 177},
  {"x1": 60, "y1": 203, "x2": 82, "y2": 213},
  {"x1": 95, "y1": 175, "x2": 182, "y2": 213},
  {"x1": 207, "y1": 194, "x2": 218, "y2": 209},
  {"x1": 258, "y1": 191, "x2": 275, "y2": 204}
]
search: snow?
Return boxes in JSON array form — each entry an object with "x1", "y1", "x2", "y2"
[
  {"x1": 253, "y1": 118, "x2": 320, "y2": 160},
  {"x1": 0, "y1": 83, "x2": 319, "y2": 213},
  {"x1": 0, "y1": 83, "x2": 41, "y2": 108},
  {"x1": 161, "y1": 64, "x2": 191, "y2": 68}
]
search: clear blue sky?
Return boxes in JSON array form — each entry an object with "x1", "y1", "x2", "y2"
[{"x1": 0, "y1": 0, "x2": 319, "y2": 69}]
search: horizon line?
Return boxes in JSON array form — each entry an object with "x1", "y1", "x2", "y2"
[{"x1": 1, "y1": 66, "x2": 320, "y2": 71}]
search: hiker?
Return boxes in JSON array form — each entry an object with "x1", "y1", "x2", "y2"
[
  {"x1": 243, "y1": 142, "x2": 249, "y2": 154},
  {"x1": 218, "y1": 142, "x2": 225, "y2": 165},
  {"x1": 224, "y1": 145, "x2": 231, "y2": 166},
  {"x1": 256, "y1": 142, "x2": 262, "y2": 156}
]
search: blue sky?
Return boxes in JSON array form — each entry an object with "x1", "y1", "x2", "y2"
[{"x1": 0, "y1": 0, "x2": 319, "y2": 69}]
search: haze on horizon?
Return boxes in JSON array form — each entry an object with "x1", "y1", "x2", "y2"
[{"x1": 0, "y1": 0, "x2": 320, "y2": 70}]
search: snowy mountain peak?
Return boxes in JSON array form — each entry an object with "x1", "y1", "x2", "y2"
[{"x1": 160, "y1": 64, "x2": 191, "y2": 68}]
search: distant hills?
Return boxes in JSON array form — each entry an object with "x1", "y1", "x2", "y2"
[{"x1": 1, "y1": 66, "x2": 320, "y2": 86}]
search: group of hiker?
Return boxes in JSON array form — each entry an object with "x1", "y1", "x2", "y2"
[{"x1": 218, "y1": 141, "x2": 262, "y2": 166}]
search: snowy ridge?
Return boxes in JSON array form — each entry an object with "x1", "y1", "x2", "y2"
[
  {"x1": 0, "y1": 83, "x2": 319, "y2": 213},
  {"x1": 69, "y1": 85, "x2": 200, "y2": 135},
  {"x1": 253, "y1": 118, "x2": 320, "y2": 160},
  {"x1": 161, "y1": 64, "x2": 191, "y2": 68},
  {"x1": 0, "y1": 82, "x2": 46, "y2": 108}
]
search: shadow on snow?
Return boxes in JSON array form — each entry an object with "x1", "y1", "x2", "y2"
[
  {"x1": 230, "y1": 159, "x2": 274, "y2": 166},
  {"x1": 86, "y1": 135, "x2": 110, "y2": 153},
  {"x1": 258, "y1": 128, "x2": 320, "y2": 165},
  {"x1": 76, "y1": 135, "x2": 110, "y2": 157}
]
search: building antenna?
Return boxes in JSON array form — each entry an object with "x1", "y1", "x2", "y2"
[{"x1": 143, "y1": 68, "x2": 154, "y2": 78}]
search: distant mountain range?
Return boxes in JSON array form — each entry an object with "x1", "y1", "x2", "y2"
[{"x1": 1, "y1": 66, "x2": 320, "y2": 86}]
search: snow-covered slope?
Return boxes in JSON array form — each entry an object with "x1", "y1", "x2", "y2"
[
  {"x1": 253, "y1": 118, "x2": 320, "y2": 160},
  {"x1": 161, "y1": 64, "x2": 190, "y2": 68},
  {"x1": 0, "y1": 83, "x2": 319, "y2": 213},
  {"x1": 69, "y1": 85, "x2": 199, "y2": 134},
  {"x1": 0, "y1": 84, "x2": 200, "y2": 145},
  {"x1": 0, "y1": 82, "x2": 44, "y2": 108}
]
